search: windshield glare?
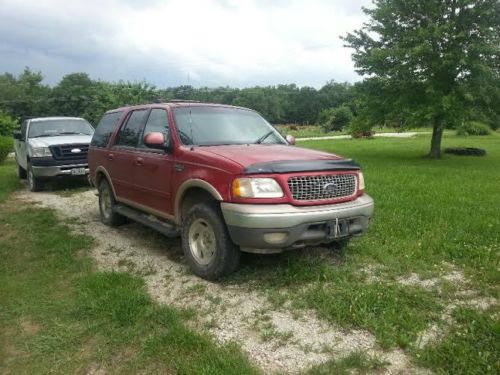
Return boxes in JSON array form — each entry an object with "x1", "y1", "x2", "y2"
[
  {"x1": 173, "y1": 107, "x2": 285, "y2": 146},
  {"x1": 28, "y1": 119, "x2": 94, "y2": 138}
]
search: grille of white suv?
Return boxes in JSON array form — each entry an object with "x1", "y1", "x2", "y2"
[
  {"x1": 288, "y1": 174, "x2": 357, "y2": 201},
  {"x1": 50, "y1": 144, "x2": 89, "y2": 161}
]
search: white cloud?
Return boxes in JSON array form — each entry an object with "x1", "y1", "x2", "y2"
[{"x1": 0, "y1": 0, "x2": 371, "y2": 87}]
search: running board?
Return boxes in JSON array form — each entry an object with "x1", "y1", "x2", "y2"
[{"x1": 113, "y1": 204, "x2": 179, "y2": 238}]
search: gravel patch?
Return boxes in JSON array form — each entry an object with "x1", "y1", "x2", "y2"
[{"x1": 15, "y1": 188, "x2": 419, "y2": 374}]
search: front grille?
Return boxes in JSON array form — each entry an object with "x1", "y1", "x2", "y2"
[
  {"x1": 50, "y1": 144, "x2": 89, "y2": 161},
  {"x1": 288, "y1": 174, "x2": 357, "y2": 201}
]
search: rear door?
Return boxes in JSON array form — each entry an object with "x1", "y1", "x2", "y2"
[
  {"x1": 107, "y1": 109, "x2": 148, "y2": 202},
  {"x1": 132, "y1": 108, "x2": 175, "y2": 216}
]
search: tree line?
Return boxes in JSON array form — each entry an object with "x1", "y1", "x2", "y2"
[{"x1": 0, "y1": 68, "x2": 359, "y2": 127}]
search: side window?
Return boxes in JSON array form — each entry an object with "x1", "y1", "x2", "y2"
[
  {"x1": 91, "y1": 111, "x2": 123, "y2": 147},
  {"x1": 139, "y1": 109, "x2": 170, "y2": 147},
  {"x1": 115, "y1": 110, "x2": 147, "y2": 147},
  {"x1": 21, "y1": 121, "x2": 28, "y2": 139}
]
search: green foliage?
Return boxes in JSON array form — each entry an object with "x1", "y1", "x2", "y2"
[
  {"x1": 322, "y1": 106, "x2": 353, "y2": 132},
  {"x1": 0, "y1": 111, "x2": 19, "y2": 136},
  {"x1": 348, "y1": 117, "x2": 374, "y2": 138},
  {"x1": 457, "y1": 121, "x2": 492, "y2": 136},
  {"x1": 0, "y1": 159, "x2": 20, "y2": 201},
  {"x1": 343, "y1": 0, "x2": 500, "y2": 157},
  {"x1": 0, "y1": 136, "x2": 13, "y2": 164}
]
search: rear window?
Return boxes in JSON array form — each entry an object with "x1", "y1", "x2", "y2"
[{"x1": 91, "y1": 111, "x2": 123, "y2": 147}]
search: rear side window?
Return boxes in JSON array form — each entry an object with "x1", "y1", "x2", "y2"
[
  {"x1": 91, "y1": 111, "x2": 123, "y2": 147},
  {"x1": 115, "y1": 110, "x2": 147, "y2": 147}
]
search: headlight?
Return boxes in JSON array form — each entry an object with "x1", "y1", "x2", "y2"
[
  {"x1": 358, "y1": 172, "x2": 365, "y2": 190},
  {"x1": 31, "y1": 147, "x2": 53, "y2": 158},
  {"x1": 233, "y1": 178, "x2": 283, "y2": 198}
]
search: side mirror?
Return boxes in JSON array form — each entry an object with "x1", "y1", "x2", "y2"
[
  {"x1": 144, "y1": 132, "x2": 169, "y2": 150},
  {"x1": 285, "y1": 134, "x2": 296, "y2": 145},
  {"x1": 13, "y1": 130, "x2": 22, "y2": 140}
]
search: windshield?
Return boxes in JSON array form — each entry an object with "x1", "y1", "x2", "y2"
[
  {"x1": 172, "y1": 106, "x2": 285, "y2": 146},
  {"x1": 28, "y1": 119, "x2": 94, "y2": 138}
]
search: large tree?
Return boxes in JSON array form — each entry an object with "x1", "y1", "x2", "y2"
[{"x1": 344, "y1": 0, "x2": 500, "y2": 158}]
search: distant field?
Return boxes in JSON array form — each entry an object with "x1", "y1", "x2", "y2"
[{"x1": 275, "y1": 124, "x2": 433, "y2": 138}]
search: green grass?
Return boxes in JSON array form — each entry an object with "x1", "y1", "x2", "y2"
[
  {"x1": 0, "y1": 205, "x2": 258, "y2": 373},
  {"x1": 230, "y1": 133, "x2": 499, "y2": 370},
  {"x1": 0, "y1": 158, "x2": 20, "y2": 202},
  {"x1": 307, "y1": 352, "x2": 388, "y2": 375},
  {"x1": 415, "y1": 307, "x2": 500, "y2": 374}
]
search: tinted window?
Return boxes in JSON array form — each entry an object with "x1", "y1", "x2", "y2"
[
  {"x1": 173, "y1": 107, "x2": 285, "y2": 146},
  {"x1": 139, "y1": 109, "x2": 170, "y2": 147},
  {"x1": 115, "y1": 110, "x2": 147, "y2": 147},
  {"x1": 91, "y1": 112, "x2": 123, "y2": 147},
  {"x1": 28, "y1": 119, "x2": 94, "y2": 138}
]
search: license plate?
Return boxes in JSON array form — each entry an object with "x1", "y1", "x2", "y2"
[
  {"x1": 71, "y1": 168, "x2": 86, "y2": 176},
  {"x1": 326, "y1": 219, "x2": 349, "y2": 238}
]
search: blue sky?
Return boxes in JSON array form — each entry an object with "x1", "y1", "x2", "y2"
[{"x1": 0, "y1": 0, "x2": 371, "y2": 88}]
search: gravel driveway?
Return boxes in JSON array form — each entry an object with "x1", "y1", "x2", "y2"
[{"x1": 15, "y1": 187, "x2": 422, "y2": 374}]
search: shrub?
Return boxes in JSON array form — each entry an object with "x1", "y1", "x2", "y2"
[
  {"x1": 322, "y1": 106, "x2": 353, "y2": 132},
  {"x1": 0, "y1": 111, "x2": 19, "y2": 137},
  {"x1": 348, "y1": 118, "x2": 374, "y2": 138},
  {"x1": 456, "y1": 121, "x2": 491, "y2": 136},
  {"x1": 0, "y1": 136, "x2": 14, "y2": 164}
]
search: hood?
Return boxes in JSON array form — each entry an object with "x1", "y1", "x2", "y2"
[
  {"x1": 28, "y1": 135, "x2": 92, "y2": 148},
  {"x1": 196, "y1": 144, "x2": 343, "y2": 168}
]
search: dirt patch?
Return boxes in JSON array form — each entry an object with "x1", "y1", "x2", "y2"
[
  {"x1": 15, "y1": 188, "x2": 420, "y2": 374},
  {"x1": 19, "y1": 317, "x2": 40, "y2": 336}
]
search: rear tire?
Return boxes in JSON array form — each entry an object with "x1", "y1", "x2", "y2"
[
  {"x1": 27, "y1": 163, "x2": 44, "y2": 192},
  {"x1": 182, "y1": 202, "x2": 240, "y2": 280},
  {"x1": 98, "y1": 179, "x2": 127, "y2": 226}
]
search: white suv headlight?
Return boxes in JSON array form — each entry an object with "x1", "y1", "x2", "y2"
[
  {"x1": 233, "y1": 178, "x2": 283, "y2": 198},
  {"x1": 31, "y1": 147, "x2": 53, "y2": 158}
]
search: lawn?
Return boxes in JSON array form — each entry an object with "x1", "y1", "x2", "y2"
[
  {"x1": 275, "y1": 124, "x2": 433, "y2": 138},
  {"x1": 0, "y1": 161, "x2": 258, "y2": 374},
  {"x1": 231, "y1": 133, "x2": 500, "y2": 374},
  {"x1": 0, "y1": 134, "x2": 498, "y2": 374}
]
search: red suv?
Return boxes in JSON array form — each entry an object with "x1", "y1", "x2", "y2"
[{"x1": 88, "y1": 102, "x2": 374, "y2": 279}]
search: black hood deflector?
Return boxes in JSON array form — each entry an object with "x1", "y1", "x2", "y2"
[{"x1": 244, "y1": 159, "x2": 360, "y2": 174}]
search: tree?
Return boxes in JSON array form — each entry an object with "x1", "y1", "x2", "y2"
[
  {"x1": 343, "y1": 0, "x2": 500, "y2": 158},
  {"x1": 323, "y1": 106, "x2": 354, "y2": 132},
  {"x1": 51, "y1": 73, "x2": 95, "y2": 117}
]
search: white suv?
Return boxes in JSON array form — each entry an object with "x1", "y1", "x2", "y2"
[{"x1": 13, "y1": 117, "x2": 94, "y2": 191}]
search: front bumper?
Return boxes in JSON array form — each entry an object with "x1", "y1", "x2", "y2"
[
  {"x1": 221, "y1": 194, "x2": 374, "y2": 253},
  {"x1": 31, "y1": 164, "x2": 89, "y2": 178}
]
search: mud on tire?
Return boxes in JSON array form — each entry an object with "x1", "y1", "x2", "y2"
[{"x1": 182, "y1": 202, "x2": 240, "y2": 280}]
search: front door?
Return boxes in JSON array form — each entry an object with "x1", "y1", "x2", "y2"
[{"x1": 132, "y1": 108, "x2": 174, "y2": 217}]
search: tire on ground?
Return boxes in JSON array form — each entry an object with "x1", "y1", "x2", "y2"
[
  {"x1": 27, "y1": 163, "x2": 44, "y2": 191},
  {"x1": 98, "y1": 179, "x2": 127, "y2": 226},
  {"x1": 182, "y1": 202, "x2": 240, "y2": 280}
]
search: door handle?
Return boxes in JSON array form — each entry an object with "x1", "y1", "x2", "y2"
[
  {"x1": 135, "y1": 157, "x2": 144, "y2": 166},
  {"x1": 107, "y1": 153, "x2": 114, "y2": 161}
]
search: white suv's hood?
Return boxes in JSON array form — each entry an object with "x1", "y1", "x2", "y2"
[{"x1": 28, "y1": 135, "x2": 92, "y2": 148}]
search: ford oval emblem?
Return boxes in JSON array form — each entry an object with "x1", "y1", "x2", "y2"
[
  {"x1": 71, "y1": 148, "x2": 82, "y2": 153},
  {"x1": 322, "y1": 182, "x2": 338, "y2": 194}
]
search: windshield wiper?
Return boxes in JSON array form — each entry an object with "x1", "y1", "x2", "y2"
[
  {"x1": 255, "y1": 130, "x2": 275, "y2": 144},
  {"x1": 59, "y1": 132, "x2": 89, "y2": 135}
]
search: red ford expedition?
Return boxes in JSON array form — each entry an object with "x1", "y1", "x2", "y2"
[{"x1": 88, "y1": 102, "x2": 374, "y2": 280}]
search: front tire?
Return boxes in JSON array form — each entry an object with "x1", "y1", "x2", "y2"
[
  {"x1": 16, "y1": 159, "x2": 27, "y2": 179},
  {"x1": 182, "y1": 202, "x2": 240, "y2": 280},
  {"x1": 98, "y1": 179, "x2": 127, "y2": 226},
  {"x1": 27, "y1": 163, "x2": 44, "y2": 192}
]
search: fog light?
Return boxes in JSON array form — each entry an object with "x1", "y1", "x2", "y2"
[{"x1": 263, "y1": 232, "x2": 288, "y2": 244}]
